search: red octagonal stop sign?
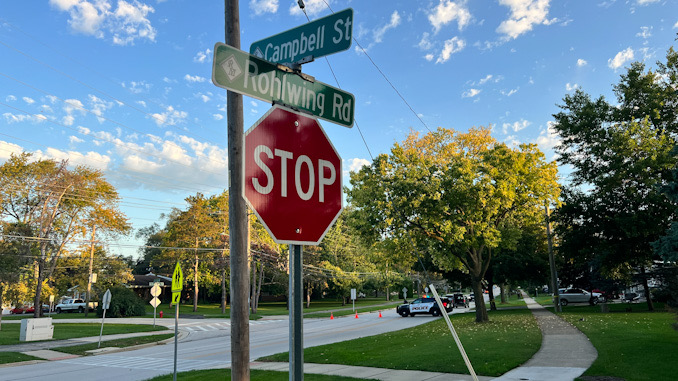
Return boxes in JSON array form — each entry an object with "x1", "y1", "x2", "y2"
[{"x1": 243, "y1": 105, "x2": 343, "y2": 245}]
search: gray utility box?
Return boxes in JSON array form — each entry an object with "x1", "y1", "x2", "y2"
[{"x1": 20, "y1": 318, "x2": 54, "y2": 342}]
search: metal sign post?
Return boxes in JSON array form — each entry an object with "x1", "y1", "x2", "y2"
[
  {"x1": 171, "y1": 262, "x2": 183, "y2": 381},
  {"x1": 351, "y1": 288, "x2": 356, "y2": 312},
  {"x1": 289, "y1": 244, "x2": 303, "y2": 381},
  {"x1": 429, "y1": 285, "x2": 478, "y2": 381},
  {"x1": 98, "y1": 289, "x2": 111, "y2": 349},
  {"x1": 150, "y1": 283, "x2": 162, "y2": 328}
]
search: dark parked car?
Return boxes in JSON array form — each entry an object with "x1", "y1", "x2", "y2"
[{"x1": 446, "y1": 293, "x2": 469, "y2": 308}]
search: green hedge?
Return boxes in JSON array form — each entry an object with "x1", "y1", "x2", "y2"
[{"x1": 96, "y1": 286, "x2": 146, "y2": 318}]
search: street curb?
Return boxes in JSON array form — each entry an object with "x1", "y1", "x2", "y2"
[{"x1": 0, "y1": 359, "x2": 49, "y2": 368}]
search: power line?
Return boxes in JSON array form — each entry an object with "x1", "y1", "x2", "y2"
[{"x1": 319, "y1": 0, "x2": 432, "y2": 134}]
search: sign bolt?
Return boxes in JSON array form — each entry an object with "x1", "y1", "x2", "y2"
[{"x1": 294, "y1": 120, "x2": 299, "y2": 127}]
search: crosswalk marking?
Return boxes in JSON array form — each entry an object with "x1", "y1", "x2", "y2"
[
  {"x1": 179, "y1": 319, "x2": 282, "y2": 332},
  {"x1": 61, "y1": 355, "x2": 227, "y2": 372}
]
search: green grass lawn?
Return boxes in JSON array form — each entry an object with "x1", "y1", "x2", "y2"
[
  {"x1": 0, "y1": 352, "x2": 42, "y2": 365},
  {"x1": 53, "y1": 333, "x2": 175, "y2": 356},
  {"x1": 0, "y1": 323, "x2": 167, "y2": 345},
  {"x1": 260, "y1": 309, "x2": 541, "y2": 377},
  {"x1": 559, "y1": 303, "x2": 678, "y2": 381},
  {"x1": 144, "y1": 368, "x2": 366, "y2": 381}
]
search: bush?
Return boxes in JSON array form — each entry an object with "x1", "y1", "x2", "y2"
[{"x1": 96, "y1": 286, "x2": 146, "y2": 318}]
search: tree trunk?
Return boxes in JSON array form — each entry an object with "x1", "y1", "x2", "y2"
[
  {"x1": 33, "y1": 253, "x2": 45, "y2": 318},
  {"x1": 0, "y1": 283, "x2": 4, "y2": 330},
  {"x1": 500, "y1": 284, "x2": 507, "y2": 304},
  {"x1": 306, "y1": 281, "x2": 311, "y2": 309},
  {"x1": 487, "y1": 268, "x2": 497, "y2": 311},
  {"x1": 472, "y1": 277, "x2": 488, "y2": 322},
  {"x1": 640, "y1": 265, "x2": 655, "y2": 311},
  {"x1": 221, "y1": 264, "x2": 227, "y2": 314},
  {"x1": 256, "y1": 263, "x2": 263, "y2": 312},
  {"x1": 250, "y1": 259, "x2": 257, "y2": 313},
  {"x1": 193, "y1": 242, "x2": 199, "y2": 313}
]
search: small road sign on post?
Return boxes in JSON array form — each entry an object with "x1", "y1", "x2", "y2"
[
  {"x1": 249, "y1": 8, "x2": 353, "y2": 65},
  {"x1": 212, "y1": 43, "x2": 354, "y2": 127},
  {"x1": 150, "y1": 283, "x2": 162, "y2": 327},
  {"x1": 98, "y1": 289, "x2": 112, "y2": 348},
  {"x1": 171, "y1": 262, "x2": 182, "y2": 381},
  {"x1": 243, "y1": 105, "x2": 343, "y2": 245}
]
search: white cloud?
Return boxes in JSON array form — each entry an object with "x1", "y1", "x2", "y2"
[
  {"x1": 674, "y1": 21, "x2": 678, "y2": 29},
  {"x1": 122, "y1": 80, "x2": 151, "y2": 94},
  {"x1": 577, "y1": 58, "x2": 587, "y2": 67},
  {"x1": 496, "y1": 0, "x2": 554, "y2": 40},
  {"x1": 41, "y1": 147, "x2": 111, "y2": 171},
  {"x1": 478, "y1": 75, "x2": 494, "y2": 85},
  {"x1": 6, "y1": 95, "x2": 17, "y2": 102},
  {"x1": 462, "y1": 88, "x2": 481, "y2": 98},
  {"x1": 418, "y1": 33, "x2": 433, "y2": 50},
  {"x1": 199, "y1": 94, "x2": 210, "y2": 103},
  {"x1": 184, "y1": 74, "x2": 206, "y2": 83},
  {"x1": 565, "y1": 83, "x2": 579, "y2": 91},
  {"x1": 213, "y1": 114, "x2": 224, "y2": 121},
  {"x1": 193, "y1": 48, "x2": 212, "y2": 63},
  {"x1": 636, "y1": 26, "x2": 652, "y2": 40},
  {"x1": 289, "y1": 0, "x2": 326, "y2": 16},
  {"x1": 89, "y1": 94, "x2": 114, "y2": 122},
  {"x1": 69, "y1": 136, "x2": 84, "y2": 144},
  {"x1": 608, "y1": 47, "x2": 634, "y2": 70},
  {"x1": 534, "y1": 121, "x2": 560, "y2": 155},
  {"x1": 374, "y1": 11, "x2": 401, "y2": 44},
  {"x1": 0, "y1": 140, "x2": 24, "y2": 160},
  {"x1": 49, "y1": 0, "x2": 157, "y2": 45},
  {"x1": 436, "y1": 36, "x2": 465, "y2": 63},
  {"x1": 347, "y1": 158, "x2": 371, "y2": 173},
  {"x1": 428, "y1": 0, "x2": 472, "y2": 33},
  {"x1": 424, "y1": 53, "x2": 435, "y2": 61},
  {"x1": 23, "y1": 97, "x2": 35, "y2": 104},
  {"x1": 251, "y1": 0, "x2": 278, "y2": 16},
  {"x1": 360, "y1": 11, "x2": 401, "y2": 52},
  {"x1": 501, "y1": 88, "x2": 519, "y2": 96},
  {"x1": 151, "y1": 105, "x2": 188, "y2": 126},
  {"x1": 502, "y1": 119, "x2": 531, "y2": 134},
  {"x1": 636, "y1": 0, "x2": 659, "y2": 4}
]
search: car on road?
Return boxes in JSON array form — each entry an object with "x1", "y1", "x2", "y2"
[
  {"x1": 397, "y1": 297, "x2": 451, "y2": 317},
  {"x1": 55, "y1": 298, "x2": 97, "y2": 313},
  {"x1": 445, "y1": 293, "x2": 469, "y2": 308},
  {"x1": 10, "y1": 306, "x2": 27, "y2": 314},
  {"x1": 558, "y1": 288, "x2": 601, "y2": 306}
]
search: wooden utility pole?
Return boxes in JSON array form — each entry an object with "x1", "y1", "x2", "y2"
[
  {"x1": 545, "y1": 202, "x2": 561, "y2": 312},
  {"x1": 225, "y1": 0, "x2": 250, "y2": 379},
  {"x1": 84, "y1": 225, "x2": 96, "y2": 318}
]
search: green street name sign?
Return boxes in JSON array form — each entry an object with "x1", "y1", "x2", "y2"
[
  {"x1": 212, "y1": 42, "x2": 354, "y2": 127},
  {"x1": 249, "y1": 8, "x2": 353, "y2": 65}
]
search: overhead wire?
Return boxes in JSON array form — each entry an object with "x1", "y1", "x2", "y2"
[{"x1": 318, "y1": 0, "x2": 432, "y2": 134}]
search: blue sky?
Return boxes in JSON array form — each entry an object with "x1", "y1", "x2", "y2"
[{"x1": 1, "y1": 0, "x2": 676, "y2": 258}]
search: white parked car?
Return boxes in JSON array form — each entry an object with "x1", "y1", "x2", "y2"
[
  {"x1": 54, "y1": 298, "x2": 98, "y2": 313},
  {"x1": 558, "y1": 288, "x2": 601, "y2": 306}
]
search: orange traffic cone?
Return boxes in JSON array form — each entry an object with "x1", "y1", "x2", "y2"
[
  {"x1": 355, "y1": 311, "x2": 359, "y2": 319},
  {"x1": 330, "y1": 312, "x2": 334, "y2": 320},
  {"x1": 378, "y1": 310, "x2": 382, "y2": 318}
]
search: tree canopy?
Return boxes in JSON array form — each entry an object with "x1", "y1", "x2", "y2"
[{"x1": 348, "y1": 127, "x2": 559, "y2": 322}]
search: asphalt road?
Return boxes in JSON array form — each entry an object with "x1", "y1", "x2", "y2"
[{"x1": 0, "y1": 307, "x2": 471, "y2": 381}]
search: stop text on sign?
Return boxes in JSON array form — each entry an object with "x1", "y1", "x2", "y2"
[
  {"x1": 243, "y1": 105, "x2": 343, "y2": 245},
  {"x1": 252, "y1": 146, "x2": 336, "y2": 203}
]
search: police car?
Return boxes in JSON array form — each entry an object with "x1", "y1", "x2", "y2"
[{"x1": 396, "y1": 297, "x2": 451, "y2": 317}]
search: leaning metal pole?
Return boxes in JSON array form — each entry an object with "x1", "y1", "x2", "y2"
[{"x1": 225, "y1": 0, "x2": 250, "y2": 379}]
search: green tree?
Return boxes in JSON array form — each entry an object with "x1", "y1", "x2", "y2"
[
  {"x1": 553, "y1": 48, "x2": 678, "y2": 311},
  {"x1": 0, "y1": 153, "x2": 130, "y2": 317},
  {"x1": 348, "y1": 128, "x2": 559, "y2": 322}
]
